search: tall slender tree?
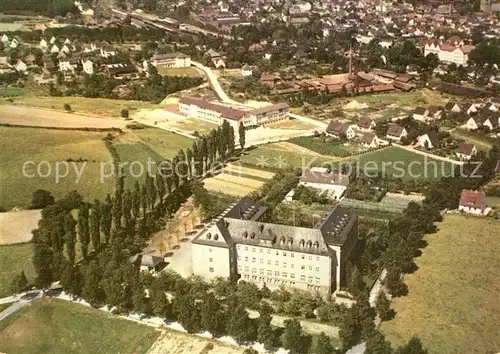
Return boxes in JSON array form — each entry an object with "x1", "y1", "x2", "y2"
[
  {"x1": 90, "y1": 199, "x2": 101, "y2": 252},
  {"x1": 78, "y1": 204, "x2": 90, "y2": 259},
  {"x1": 64, "y1": 212, "x2": 76, "y2": 265},
  {"x1": 239, "y1": 122, "x2": 246, "y2": 149},
  {"x1": 100, "y1": 194, "x2": 113, "y2": 243}
]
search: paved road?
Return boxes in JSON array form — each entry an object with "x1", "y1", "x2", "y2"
[
  {"x1": 0, "y1": 291, "x2": 43, "y2": 321},
  {"x1": 191, "y1": 61, "x2": 239, "y2": 104}
]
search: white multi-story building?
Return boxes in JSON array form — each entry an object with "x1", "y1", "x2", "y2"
[
  {"x1": 151, "y1": 52, "x2": 191, "y2": 68},
  {"x1": 423, "y1": 42, "x2": 475, "y2": 67},
  {"x1": 178, "y1": 97, "x2": 289, "y2": 131},
  {"x1": 191, "y1": 198, "x2": 358, "y2": 296}
]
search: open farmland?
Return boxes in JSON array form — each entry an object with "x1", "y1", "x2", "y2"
[
  {"x1": 113, "y1": 141, "x2": 164, "y2": 189},
  {"x1": 0, "y1": 243, "x2": 35, "y2": 297},
  {"x1": 132, "y1": 127, "x2": 194, "y2": 159},
  {"x1": 0, "y1": 105, "x2": 128, "y2": 129},
  {"x1": 0, "y1": 126, "x2": 115, "y2": 210},
  {"x1": 0, "y1": 298, "x2": 159, "y2": 354},
  {"x1": 380, "y1": 214, "x2": 500, "y2": 354},
  {"x1": 0, "y1": 210, "x2": 41, "y2": 245},
  {"x1": 1, "y1": 96, "x2": 160, "y2": 118}
]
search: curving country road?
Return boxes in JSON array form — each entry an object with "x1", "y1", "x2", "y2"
[{"x1": 191, "y1": 61, "x2": 240, "y2": 105}]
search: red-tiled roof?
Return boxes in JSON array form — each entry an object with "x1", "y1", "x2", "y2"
[{"x1": 459, "y1": 189, "x2": 486, "y2": 209}]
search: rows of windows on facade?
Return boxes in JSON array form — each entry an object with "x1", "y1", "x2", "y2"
[{"x1": 192, "y1": 198, "x2": 358, "y2": 296}]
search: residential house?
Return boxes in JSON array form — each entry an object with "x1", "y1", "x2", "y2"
[
  {"x1": 413, "y1": 106, "x2": 427, "y2": 121},
  {"x1": 386, "y1": 124, "x2": 408, "y2": 141},
  {"x1": 82, "y1": 59, "x2": 94, "y2": 74},
  {"x1": 456, "y1": 142, "x2": 477, "y2": 161},
  {"x1": 151, "y1": 52, "x2": 191, "y2": 68},
  {"x1": 13, "y1": 60, "x2": 27, "y2": 73},
  {"x1": 360, "y1": 133, "x2": 380, "y2": 148},
  {"x1": 9, "y1": 38, "x2": 19, "y2": 49},
  {"x1": 427, "y1": 106, "x2": 443, "y2": 120},
  {"x1": 458, "y1": 189, "x2": 487, "y2": 215},
  {"x1": 61, "y1": 44, "x2": 71, "y2": 54},
  {"x1": 24, "y1": 54, "x2": 36, "y2": 66},
  {"x1": 50, "y1": 44, "x2": 60, "y2": 53},
  {"x1": 356, "y1": 118, "x2": 376, "y2": 132},
  {"x1": 1, "y1": 34, "x2": 9, "y2": 44},
  {"x1": 241, "y1": 64, "x2": 252, "y2": 76},
  {"x1": 466, "y1": 116, "x2": 483, "y2": 130},
  {"x1": 326, "y1": 120, "x2": 356, "y2": 140},
  {"x1": 299, "y1": 168, "x2": 349, "y2": 200},
  {"x1": 58, "y1": 57, "x2": 78, "y2": 72},
  {"x1": 39, "y1": 38, "x2": 48, "y2": 51},
  {"x1": 417, "y1": 131, "x2": 439, "y2": 149},
  {"x1": 49, "y1": 36, "x2": 56, "y2": 44},
  {"x1": 444, "y1": 101, "x2": 461, "y2": 113},
  {"x1": 191, "y1": 198, "x2": 359, "y2": 295}
]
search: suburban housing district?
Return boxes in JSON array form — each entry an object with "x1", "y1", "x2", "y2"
[{"x1": 192, "y1": 198, "x2": 357, "y2": 295}]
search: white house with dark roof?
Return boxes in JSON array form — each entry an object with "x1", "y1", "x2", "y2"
[
  {"x1": 241, "y1": 63, "x2": 253, "y2": 76},
  {"x1": 417, "y1": 132, "x2": 439, "y2": 149},
  {"x1": 191, "y1": 198, "x2": 358, "y2": 295},
  {"x1": 456, "y1": 142, "x2": 477, "y2": 161},
  {"x1": 386, "y1": 123, "x2": 408, "y2": 141},
  {"x1": 361, "y1": 133, "x2": 380, "y2": 148},
  {"x1": 356, "y1": 117, "x2": 376, "y2": 132},
  {"x1": 326, "y1": 120, "x2": 356, "y2": 140}
]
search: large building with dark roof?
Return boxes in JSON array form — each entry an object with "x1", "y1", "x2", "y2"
[
  {"x1": 191, "y1": 197, "x2": 358, "y2": 295},
  {"x1": 178, "y1": 96, "x2": 289, "y2": 130}
]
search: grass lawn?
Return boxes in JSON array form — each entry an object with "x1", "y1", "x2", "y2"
[
  {"x1": 357, "y1": 146, "x2": 453, "y2": 180},
  {"x1": 289, "y1": 136, "x2": 364, "y2": 157},
  {"x1": 171, "y1": 118, "x2": 218, "y2": 135},
  {"x1": 132, "y1": 127, "x2": 194, "y2": 159},
  {"x1": 0, "y1": 96, "x2": 160, "y2": 118},
  {"x1": 0, "y1": 127, "x2": 115, "y2": 210},
  {"x1": 113, "y1": 140, "x2": 167, "y2": 189},
  {"x1": 0, "y1": 243, "x2": 35, "y2": 297},
  {"x1": 448, "y1": 128, "x2": 495, "y2": 151},
  {"x1": 380, "y1": 214, "x2": 500, "y2": 354},
  {"x1": 240, "y1": 143, "x2": 341, "y2": 170},
  {"x1": 0, "y1": 86, "x2": 25, "y2": 97},
  {"x1": 487, "y1": 195, "x2": 500, "y2": 209},
  {"x1": 157, "y1": 66, "x2": 202, "y2": 77},
  {"x1": 0, "y1": 298, "x2": 160, "y2": 354}
]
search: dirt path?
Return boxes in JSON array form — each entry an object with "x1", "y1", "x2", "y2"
[
  {"x1": 0, "y1": 105, "x2": 128, "y2": 129},
  {"x1": 142, "y1": 198, "x2": 201, "y2": 256}
]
